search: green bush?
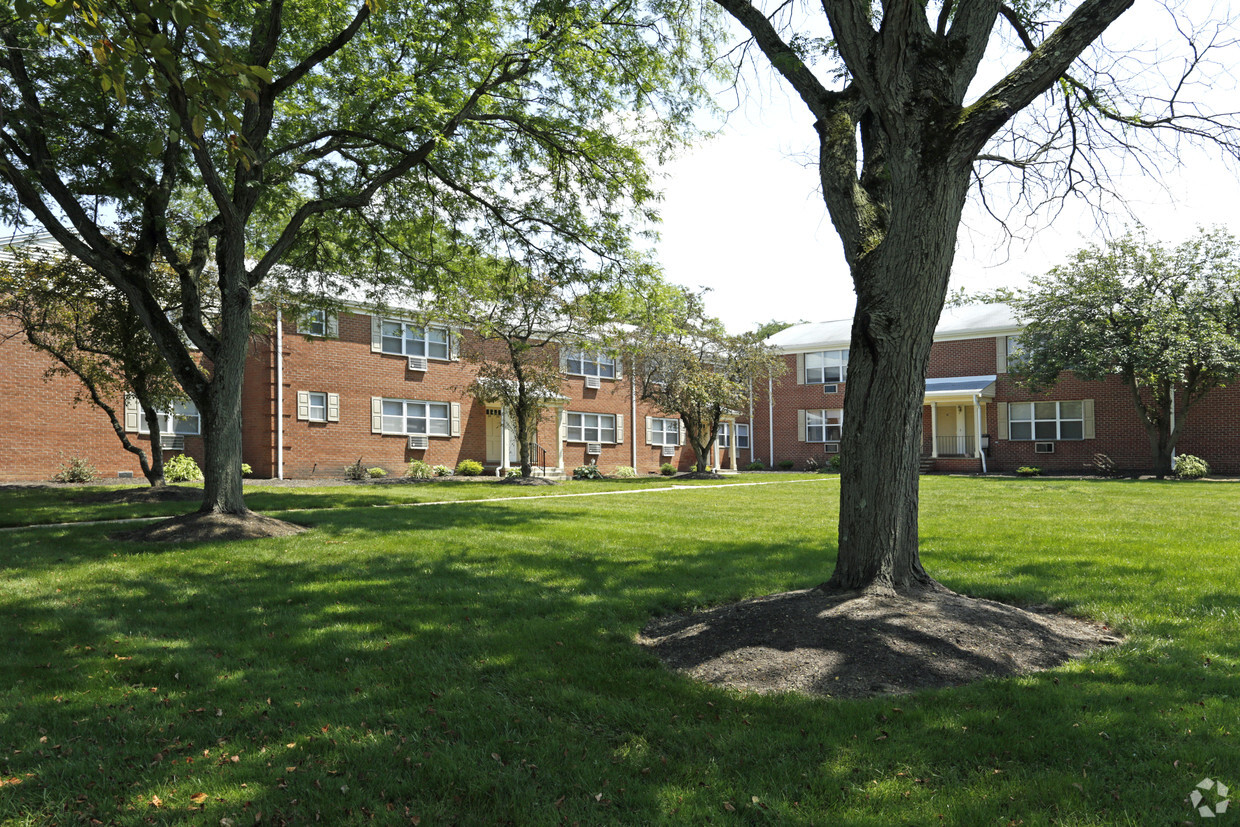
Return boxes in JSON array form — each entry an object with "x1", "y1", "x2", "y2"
[
  {"x1": 1016, "y1": 466, "x2": 1042, "y2": 477},
  {"x1": 344, "y1": 459, "x2": 368, "y2": 480},
  {"x1": 659, "y1": 462, "x2": 676, "y2": 476},
  {"x1": 777, "y1": 460, "x2": 794, "y2": 470},
  {"x1": 1174, "y1": 454, "x2": 1211, "y2": 479},
  {"x1": 367, "y1": 467, "x2": 387, "y2": 479},
  {"x1": 505, "y1": 467, "x2": 523, "y2": 478},
  {"x1": 613, "y1": 465, "x2": 637, "y2": 478},
  {"x1": 241, "y1": 462, "x2": 253, "y2": 476},
  {"x1": 827, "y1": 453, "x2": 842, "y2": 472},
  {"x1": 165, "y1": 454, "x2": 203, "y2": 482},
  {"x1": 455, "y1": 459, "x2": 484, "y2": 477},
  {"x1": 745, "y1": 461, "x2": 765, "y2": 471},
  {"x1": 432, "y1": 465, "x2": 453, "y2": 477},
  {"x1": 407, "y1": 460, "x2": 433, "y2": 479},
  {"x1": 53, "y1": 455, "x2": 96, "y2": 483},
  {"x1": 573, "y1": 464, "x2": 605, "y2": 480}
]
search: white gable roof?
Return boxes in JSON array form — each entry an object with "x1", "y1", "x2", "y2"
[{"x1": 767, "y1": 303, "x2": 1021, "y2": 352}]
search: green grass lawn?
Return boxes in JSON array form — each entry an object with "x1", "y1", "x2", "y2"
[{"x1": 1, "y1": 476, "x2": 1236, "y2": 825}]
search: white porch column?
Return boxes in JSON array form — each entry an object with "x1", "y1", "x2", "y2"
[
  {"x1": 556, "y1": 406, "x2": 565, "y2": 471},
  {"x1": 974, "y1": 396, "x2": 987, "y2": 473},
  {"x1": 500, "y1": 408, "x2": 511, "y2": 470},
  {"x1": 930, "y1": 402, "x2": 939, "y2": 458}
]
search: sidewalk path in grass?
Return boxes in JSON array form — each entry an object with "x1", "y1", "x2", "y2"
[{"x1": 0, "y1": 477, "x2": 841, "y2": 532}]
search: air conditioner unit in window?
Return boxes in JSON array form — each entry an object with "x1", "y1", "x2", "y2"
[
  {"x1": 822, "y1": 383, "x2": 838, "y2": 394},
  {"x1": 585, "y1": 375, "x2": 601, "y2": 389},
  {"x1": 586, "y1": 442, "x2": 602, "y2": 455},
  {"x1": 1034, "y1": 442, "x2": 1055, "y2": 453},
  {"x1": 661, "y1": 444, "x2": 675, "y2": 457},
  {"x1": 159, "y1": 434, "x2": 185, "y2": 451},
  {"x1": 407, "y1": 355, "x2": 428, "y2": 372},
  {"x1": 825, "y1": 442, "x2": 841, "y2": 454},
  {"x1": 408, "y1": 434, "x2": 429, "y2": 450}
]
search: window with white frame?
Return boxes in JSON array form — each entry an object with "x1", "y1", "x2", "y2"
[
  {"x1": 717, "y1": 422, "x2": 731, "y2": 448},
  {"x1": 736, "y1": 423, "x2": 750, "y2": 450},
  {"x1": 806, "y1": 349, "x2": 848, "y2": 384},
  {"x1": 565, "y1": 349, "x2": 616, "y2": 378},
  {"x1": 1008, "y1": 401, "x2": 1083, "y2": 441},
  {"x1": 567, "y1": 412, "x2": 615, "y2": 443},
  {"x1": 650, "y1": 417, "x2": 679, "y2": 446},
  {"x1": 380, "y1": 399, "x2": 451, "y2": 436},
  {"x1": 806, "y1": 409, "x2": 843, "y2": 442},
  {"x1": 380, "y1": 319, "x2": 450, "y2": 359},
  {"x1": 307, "y1": 392, "x2": 327, "y2": 422},
  {"x1": 301, "y1": 309, "x2": 327, "y2": 336},
  {"x1": 139, "y1": 399, "x2": 201, "y2": 435}
]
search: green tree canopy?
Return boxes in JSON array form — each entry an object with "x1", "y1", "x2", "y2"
[
  {"x1": 0, "y1": 0, "x2": 716, "y2": 524},
  {"x1": 1011, "y1": 227, "x2": 1240, "y2": 477},
  {"x1": 623, "y1": 288, "x2": 784, "y2": 474}
]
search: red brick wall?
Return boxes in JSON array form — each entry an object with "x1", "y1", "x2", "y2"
[
  {"x1": 927, "y1": 337, "x2": 997, "y2": 378},
  {"x1": 0, "y1": 316, "x2": 202, "y2": 481}
]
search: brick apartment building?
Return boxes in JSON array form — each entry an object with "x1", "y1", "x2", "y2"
[
  {"x1": 756, "y1": 304, "x2": 1240, "y2": 475},
  {"x1": 0, "y1": 300, "x2": 753, "y2": 482},
  {"x1": 3, "y1": 293, "x2": 1238, "y2": 481}
]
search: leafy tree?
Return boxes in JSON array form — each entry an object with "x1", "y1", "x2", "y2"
[
  {"x1": 710, "y1": 0, "x2": 1240, "y2": 592},
  {"x1": 0, "y1": 241, "x2": 185, "y2": 487},
  {"x1": 944, "y1": 286, "x2": 1019, "y2": 309},
  {"x1": 1011, "y1": 227, "x2": 1240, "y2": 478},
  {"x1": 0, "y1": 0, "x2": 713, "y2": 522},
  {"x1": 439, "y1": 263, "x2": 646, "y2": 479},
  {"x1": 626, "y1": 289, "x2": 783, "y2": 474}
]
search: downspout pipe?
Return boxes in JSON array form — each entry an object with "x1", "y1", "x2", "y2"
[
  {"x1": 768, "y1": 374, "x2": 775, "y2": 467},
  {"x1": 275, "y1": 308, "x2": 284, "y2": 480}
]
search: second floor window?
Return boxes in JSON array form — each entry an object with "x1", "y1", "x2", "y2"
[
  {"x1": 381, "y1": 320, "x2": 450, "y2": 359},
  {"x1": 806, "y1": 349, "x2": 848, "y2": 384},
  {"x1": 566, "y1": 349, "x2": 616, "y2": 378}
]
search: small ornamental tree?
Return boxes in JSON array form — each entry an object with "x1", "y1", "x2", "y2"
[
  {"x1": 1011, "y1": 227, "x2": 1240, "y2": 478},
  {"x1": 0, "y1": 243, "x2": 184, "y2": 487},
  {"x1": 625, "y1": 289, "x2": 783, "y2": 474}
]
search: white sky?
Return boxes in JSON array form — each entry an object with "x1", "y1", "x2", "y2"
[{"x1": 653, "y1": 4, "x2": 1240, "y2": 332}]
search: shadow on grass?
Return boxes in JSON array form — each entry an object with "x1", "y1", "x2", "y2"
[{"x1": 1, "y1": 498, "x2": 1237, "y2": 824}]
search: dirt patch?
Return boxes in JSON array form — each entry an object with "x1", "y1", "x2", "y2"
[
  {"x1": 676, "y1": 471, "x2": 724, "y2": 480},
  {"x1": 637, "y1": 587, "x2": 1121, "y2": 698},
  {"x1": 112, "y1": 511, "x2": 308, "y2": 543},
  {"x1": 498, "y1": 476, "x2": 560, "y2": 486},
  {"x1": 75, "y1": 485, "x2": 202, "y2": 504}
]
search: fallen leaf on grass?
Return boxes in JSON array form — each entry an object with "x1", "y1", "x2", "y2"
[{"x1": 191, "y1": 793, "x2": 208, "y2": 804}]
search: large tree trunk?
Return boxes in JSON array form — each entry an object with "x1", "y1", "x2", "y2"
[
  {"x1": 825, "y1": 168, "x2": 971, "y2": 594},
  {"x1": 195, "y1": 281, "x2": 252, "y2": 515}
]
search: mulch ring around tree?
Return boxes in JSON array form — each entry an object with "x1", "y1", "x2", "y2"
[
  {"x1": 675, "y1": 471, "x2": 724, "y2": 480},
  {"x1": 637, "y1": 587, "x2": 1122, "y2": 699},
  {"x1": 74, "y1": 485, "x2": 203, "y2": 504},
  {"x1": 111, "y1": 511, "x2": 308, "y2": 543},
  {"x1": 498, "y1": 476, "x2": 560, "y2": 486}
]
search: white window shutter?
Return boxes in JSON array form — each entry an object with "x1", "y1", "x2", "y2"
[
  {"x1": 996, "y1": 402, "x2": 1009, "y2": 440},
  {"x1": 677, "y1": 419, "x2": 684, "y2": 445},
  {"x1": 124, "y1": 394, "x2": 140, "y2": 432},
  {"x1": 1083, "y1": 399, "x2": 1095, "y2": 439},
  {"x1": 371, "y1": 316, "x2": 382, "y2": 353},
  {"x1": 797, "y1": 409, "x2": 807, "y2": 442},
  {"x1": 449, "y1": 329, "x2": 461, "y2": 361},
  {"x1": 614, "y1": 356, "x2": 623, "y2": 380},
  {"x1": 450, "y1": 402, "x2": 461, "y2": 436},
  {"x1": 645, "y1": 416, "x2": 653, "y2": 445},
  {"x1": 327, "y1": 314, "x2": 339, "y2": 338},
  {"x1": 327, "y1": 393, "x2": 340, "y2": 422},
  {"x1": 995, "y1": 336, "x2": 1007, "y2": 373},
  {"x1": 371, "y1": 397, "x2": 383, "y2": 433},
  {"x1": 796, "y1": 353, "x2": 806, "y2": 385},
  {"x1": 296, "y1": 390, "x2": 310, "y2": 421},
  {"x1": 615, "y1": 414, "x2": 623, "y2": 444},
  {"x1": 560, "y1": 348, "x2": 569, "y2": 372},
  {"x1": 559, "y1": 409, "x2": 568, "y2": 443}
]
